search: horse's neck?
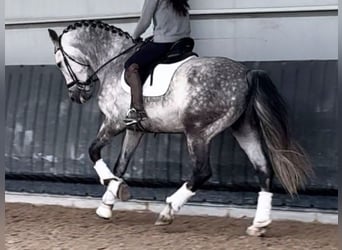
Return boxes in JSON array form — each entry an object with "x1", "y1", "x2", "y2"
[
  {"x1": 97, "y1": 43, "x2": 135, "y2": 86},
  {"x1": 87, "y1": 35, "x2": 132, "y2": 87},
  {"x1": 92, "y1": 39, "x2": 134, "y2": 75},
  {"x1": 95, "y1": 40, "x2": 136, "y2": 116}
]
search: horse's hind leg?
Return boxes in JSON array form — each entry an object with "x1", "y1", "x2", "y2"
[
  {"x1": 155, "y1": 134, "x2": 211, "y2": 225},
  {"x1": 232, "y1": 119, "x2": 274, "y2": 236}
]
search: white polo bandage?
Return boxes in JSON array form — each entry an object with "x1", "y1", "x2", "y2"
[
  {"x1": 166, "y1": 183, "x2": 196, "y2": 212},
  {"x1": 94, "y1": 159, "x2": 115, "y2": 185},
  {"x1": 253, "y1": 191, "x2": 273, "y2": 227}
]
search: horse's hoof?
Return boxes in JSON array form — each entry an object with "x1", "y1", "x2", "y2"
[
  {"x1": 117, "y1": 182, "x2": 131, "y2": 201},
  {"x1": 154, "y1": 214, "x2": 174, "y2": 226},
  {"x1": 246, "y1": 225, "x2": 267, "y2": 237},
  {"x1": 253, "y1": 219, "x2": 272, "y2": 228},
  {"x1": 96, "y1": 203, "x2": 113, "y2": 219}
]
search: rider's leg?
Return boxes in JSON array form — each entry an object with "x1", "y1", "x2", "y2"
[
  {"x1": 124, "y1": 63, "x2": 147, "y2": 124},
  {"x1": 123, "y1": 42, "x2": 173, "y2": 125}
]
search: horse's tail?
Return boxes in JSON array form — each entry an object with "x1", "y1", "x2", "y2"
[{"x1": 246, "y1": 69, "x2": 313, "y2": 195}]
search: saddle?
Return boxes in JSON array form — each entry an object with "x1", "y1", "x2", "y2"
[
  {"x1": 138, "y1": 37, "x2": 197, "y2": 82},
  {"x1": 145, "y1": 37, "x2": 197, "y2": 86},
  {"x1": 121, "y1": 37, "x2": 198, "y2": 97},
  {"x1": 162, "y1": 37, "x2": 197, "y2": 64},
  {"x1": 142, "y1": 36, "x2": 196, "y2": 65}
]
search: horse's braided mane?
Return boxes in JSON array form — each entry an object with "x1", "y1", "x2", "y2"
[{"x1": 62, "y1": 20, "x2": 133, "y2": 40}]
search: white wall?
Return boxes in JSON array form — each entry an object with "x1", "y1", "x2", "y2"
[{"x1": 5, "y1": 0, "x2": 338, "y2": 65}]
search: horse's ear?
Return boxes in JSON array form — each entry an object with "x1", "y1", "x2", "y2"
[{"x1": 48, "y1": 29, "x2": 60, "y2": 49}]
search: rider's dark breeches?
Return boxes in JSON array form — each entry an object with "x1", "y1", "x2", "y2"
[
  {"x1": 124, "y1": 41, "x2": 173, "y2": 80},
  {"x1": 124, "y1": 41, "x2": 173, "y2": 111}
]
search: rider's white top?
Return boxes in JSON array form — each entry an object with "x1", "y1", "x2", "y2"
[{"x1": 133, "y1": 0, "x2": 191, "y2": 43}]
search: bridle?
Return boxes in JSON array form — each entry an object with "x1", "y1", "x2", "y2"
[{"x1": 56, "y1": 35, "x2": 139, "y2": 90}]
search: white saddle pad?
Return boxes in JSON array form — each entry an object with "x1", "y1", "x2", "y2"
[{"x1": 121, "y1": 56, "x2": 195, "y2": 97}]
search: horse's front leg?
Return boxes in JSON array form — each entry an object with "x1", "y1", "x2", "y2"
[
  {"x1": 155, "y1": 134, "x2": 211, "y2": 225},
  {"x1": 113, "y1": 129, "x2": 144, "y2": 178},
  {"x1": 93, "y1": 128, "x2": 144, "y2": 219},
  {"x1": 88, "y1": 121, "x2": 127, "y2": 219}
]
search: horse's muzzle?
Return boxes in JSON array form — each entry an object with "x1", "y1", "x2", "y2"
[
  {"x1": 68, "y1": 89, "x2": 92, "y2": 104},
  {"x1": 69, "y1": 90, "x2": 82, "y2": 104}
]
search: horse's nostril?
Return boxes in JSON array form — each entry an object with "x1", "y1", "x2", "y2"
[{"x1": 70, "y1": 96, "x2": 76, "y2": 102}]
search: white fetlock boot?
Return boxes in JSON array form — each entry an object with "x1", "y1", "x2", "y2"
[
  {"x1": 93, "y1": 159, "x2": 131, "y2": 219},
  {"x1": 166, "y1": 183, "x2": 196, "y2": 212},
  {"x1": 96, "y1": 178, "x2": 131, "y2": 219},
  {"x1": 155, "y1": 183, "x2": 195, "y2": 225},
  {"x1": 246, "y1": 191, "x2": 273, "y2": 236}
]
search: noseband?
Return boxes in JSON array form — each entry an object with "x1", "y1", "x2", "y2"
[
  {"x1": 56, "y1": 35, "x2": 139, "y2": 90},
  {"x1": 56, "y1": 44, "x2": 92, "y2": 89}
]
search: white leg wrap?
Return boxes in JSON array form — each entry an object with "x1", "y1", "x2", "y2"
[
  {"x1": 253, "y1": 191, "x2": 273, "y2": 228},
  {"x1": 94, "y1": 159, "x2": 115, "y2": 185},
  {"x1": 166, "y1": 183, "x2": 195, "y2": 212}
]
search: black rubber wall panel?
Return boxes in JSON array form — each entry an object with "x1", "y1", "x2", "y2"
[{"x1": 5, "y1": 61, "x2": 338, "y2": 209}]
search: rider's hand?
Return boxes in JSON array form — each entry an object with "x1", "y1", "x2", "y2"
[
  {"x1": 133, "y1": 37, "x2": 143, "y2": 43},
  {"x1": 144, "y1": 36, "x2": 154, "y2": 42}
]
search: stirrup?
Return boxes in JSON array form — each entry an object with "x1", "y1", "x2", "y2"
[{"x1": 124, "y1": 108, "x2": 147, "y2": 126}]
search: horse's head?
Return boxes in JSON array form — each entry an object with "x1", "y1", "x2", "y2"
[{"x1": 48, "y1": 28, "x2": 96, "y2": 104}]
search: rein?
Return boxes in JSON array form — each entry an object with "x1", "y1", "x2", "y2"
[{"x1": 57, "y1": 35, "x2": 139, "y2": 89}]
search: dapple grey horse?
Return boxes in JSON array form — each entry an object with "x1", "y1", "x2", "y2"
[{"x1": 48, "y1": 20, "x2": 311, "y2": 236}]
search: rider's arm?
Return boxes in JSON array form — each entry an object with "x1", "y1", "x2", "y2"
[{"x1": 132, "y1": 0, "x2": 159, "y2": 40}]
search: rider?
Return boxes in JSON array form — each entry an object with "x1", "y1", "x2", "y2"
[{"x1": 124, "y1": 0, "x2": 191, "y2": 125}]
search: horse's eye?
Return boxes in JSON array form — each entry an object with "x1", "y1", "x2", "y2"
[{"x1": 57, "y1": 62, "x2": 62, "y2": 68}]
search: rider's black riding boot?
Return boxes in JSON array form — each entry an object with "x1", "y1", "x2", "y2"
[{"x1": 124, "y1": 63, "x2": 147, "y2": 125}]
